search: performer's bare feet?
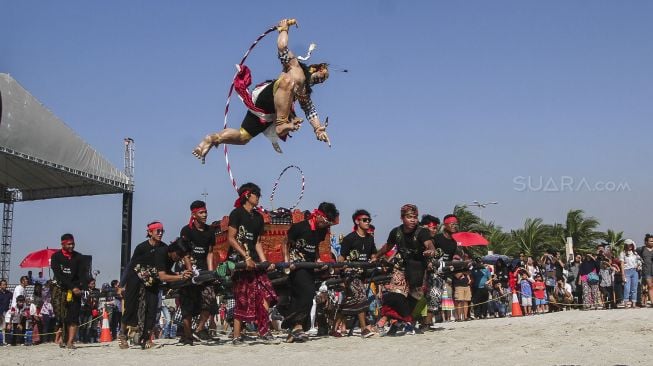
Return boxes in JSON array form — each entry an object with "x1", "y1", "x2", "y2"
[{"x1": 192, "y1": 134, "x2": 217, "y2": 164}]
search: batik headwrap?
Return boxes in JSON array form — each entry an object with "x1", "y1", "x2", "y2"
[{"x1": 400, "y1": 204, "x2": 418, "y2": 217}]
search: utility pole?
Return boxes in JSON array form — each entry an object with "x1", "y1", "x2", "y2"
[{"x1": 467, "y1": 200, "x2": 498, "y2": 221}]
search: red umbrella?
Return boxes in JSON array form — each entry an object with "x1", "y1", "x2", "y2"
[
  {"x1": 452, "y1": 232, "x2": 490, "y2": 247},
  {"x1": 19, "y1": 248, "x2": 59, "y2": 268}
]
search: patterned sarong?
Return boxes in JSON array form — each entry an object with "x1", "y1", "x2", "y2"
[
  {"x1": 340, "y1": 277, "x2": 369, "y2": 315},
  {"x1": 233, "y1": 270, "x2": 277, "y2": 336},
  {"x1": 51, "y1": 284, "x2": 68, "y2": 327}
]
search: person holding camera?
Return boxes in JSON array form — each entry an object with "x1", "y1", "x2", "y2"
[
  {"x1": 578, "y1": 253, "x2": 601, "y2": 310},
  {"x1": 620, "y1": 239, "x2": 641, "y2": 308},
  {"x1": 550, "y1": 279, "x2": 573, "y2": 311}
]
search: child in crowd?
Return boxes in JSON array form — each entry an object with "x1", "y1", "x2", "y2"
[
  {"x1": 8, "y1": 295, "x2": 29, "y2": 346},
  {"x1": 440, "y1": 278, "x2": 455, "y2": 322},
  {"x1": 488, "y1": 281, "x2": 508, "y2": 317},
  {"x1": 453, "y1": 272, "x2": 472, "y2": 321},
  {"x1": 598, "y1": 260, "x2": 615, "y2": 309},
  {"x1": 533, "y1": 274, "x2": 547, "y2": 314},
  {"x1": 519, "y1": 271, "x2": 533, "y2": 316}
]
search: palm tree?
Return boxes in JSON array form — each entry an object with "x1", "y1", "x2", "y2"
[
  {"x1": 470, "y1": 221, "x2": 513, "y2": 255},
  {"x1": 563, "y1": 209, "x2": 602, "y2": 251},
  {"x1": 603, "y1": 229, "x2": 625, "y2": 257},
  {"x1": 510, "y1": 218, "x2": 550, "y2": 257},
  {"x1": 453, "y1": 205, "x2": 481, "y2": 232},
  {"x1": 545, "y1": 223, "x2": 567, "y2": 253}
]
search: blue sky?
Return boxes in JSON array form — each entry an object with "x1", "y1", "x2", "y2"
[{"x1": 2, "y1": 1, "x2": 651, "y2": 284}]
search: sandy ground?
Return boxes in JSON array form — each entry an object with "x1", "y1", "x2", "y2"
[{"x1": 2, "y1": 308, "x2": 651, "y2": 366}]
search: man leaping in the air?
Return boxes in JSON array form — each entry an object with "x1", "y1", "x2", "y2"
[{"x1": 193, "y1": 18, "x2": 330, "y2": 161}]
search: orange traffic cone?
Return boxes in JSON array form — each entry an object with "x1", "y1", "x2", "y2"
[
  {"x1": 100, "y1": 308, "x2": 112, "y2": 343},
  {"x1": 511, "y1": 289, "x2": 523, "y2": 317}
]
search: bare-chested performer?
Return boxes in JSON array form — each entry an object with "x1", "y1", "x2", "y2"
[{"x1": 193, "y1": 18, "x2": 330, "y2": 160}]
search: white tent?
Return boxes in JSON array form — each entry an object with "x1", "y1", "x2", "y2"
[{"x1": 0, "y1": 73, "x2": 132, "y2": 200}]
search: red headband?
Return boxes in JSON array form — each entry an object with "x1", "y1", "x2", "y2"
[
  {"x1": 188, "y1": 206, "x2": 207, "y2": 227},
  {"x1": 310, "y1": 209, "x2": 328, "y2": 231},
  {"x1": 60, "y1": 239, "x2": 74, "y2": 258},
  {"x1": 147, "y1": 222, "x2": 164, "y2": 231},
  {"x1": 313, "y1": 209, "x2": 327, "y2": 219},
  {"x1": 353, "y1": 215, "x2": 369, "y2": 232},
  {"x1": 426, "y1": 222, "x2": 439, "y2": 228},
  {"x1": 444, "y1": 217, "x2": 458, "y2": 225},
  {"x1": 234, "y1": 190, "x2": 251, "y2": 208}
]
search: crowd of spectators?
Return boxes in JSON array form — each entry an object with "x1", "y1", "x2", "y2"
[{"x1": 1, "y1": 234, "x2": 652, "y2": 346}]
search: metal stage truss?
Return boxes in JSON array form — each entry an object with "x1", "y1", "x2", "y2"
[{"x1": 0, "y1": 73, "x2": 134, "y2": 281}]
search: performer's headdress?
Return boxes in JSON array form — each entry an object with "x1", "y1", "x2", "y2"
[{"x1": 400, "y1": 204, "x2": 419, "y2": 218}]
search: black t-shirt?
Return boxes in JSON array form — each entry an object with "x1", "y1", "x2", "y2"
[
  {"x1": 554, "y1": 261, "x2": 564, "y2": 281},
  {"x1": 386, "y1": 225, "x2": 432, "y2": 261},
  {"x1": 228, "y1": 206, "x2": 265, "y2": 262},
  {"x1": 452, "y1": 274, "x2": 470, "y2": 287},
  {"x1": 154, "y1": 244, "x2": 175, "y2": 274},
  {"x1": 340, "y1": 232, "x2": 376, "y2": 262},
  {"x1": 434, "y1": 233, "x2": 459, "y2": 262},
  {"x1": 287, "y1": 220, "x2": 329, "y2": 262},
  {"x1": 50, "y1": 250, "x2": 85, "y2": 290},
  {"x1": 180, "y1": 224, "x2": 216, "y2": 270},
  {"x1": 130, "y1": 240, "x2": 165, "y2": 269}
]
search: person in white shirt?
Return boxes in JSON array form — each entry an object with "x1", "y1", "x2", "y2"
[
  {"x1": 4, "y1": 276, "x2": 28, "y2": 324},
  {"x1": 620, "y1": 239, "x2": 641, "y2": 307}
]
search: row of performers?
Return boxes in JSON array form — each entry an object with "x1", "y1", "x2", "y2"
[{"x1": 49, "y1": 182, "x2": 467, "y2": 349}]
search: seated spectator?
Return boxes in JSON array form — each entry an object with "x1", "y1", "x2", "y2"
[
  {"x1": 550, "y1": 279, "x2": 573, "y2": 311},
  {"x1": 488, "y1": 281, "x2": 508, "y2": 317}
]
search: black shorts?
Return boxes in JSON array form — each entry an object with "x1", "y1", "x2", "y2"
[
  {"x1": 180, "y1": 284, "x2": 216, "y2": 317},
  {"x1": 180, "y1": 285, "x2": 202, "y2": 318},
  {"x1": 241, "y1": 81, "x2": 275, "y2": 138},
  {"x1": 65, "y1": 296, "x2": 82, "y2": 325}
]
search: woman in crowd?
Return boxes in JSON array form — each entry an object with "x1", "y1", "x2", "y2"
[
  {"x1": 620, "y1": 240, "x2": 641, "y2": 308},
  {"x1": 578, "y1": 253, "x2": 601, "y2": 310}
]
